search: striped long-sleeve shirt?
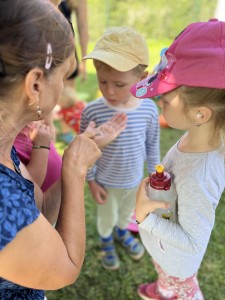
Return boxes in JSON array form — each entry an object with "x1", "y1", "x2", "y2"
[{"x1": 80, "y1": 97, "x2": 160, "y2": 189}]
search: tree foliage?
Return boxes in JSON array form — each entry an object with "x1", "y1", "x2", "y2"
[{"x1": 87, "y1": 0, "x2": 216, "y2": 42}]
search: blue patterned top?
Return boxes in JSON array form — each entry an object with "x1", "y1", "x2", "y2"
[{"x1": 0, "y1": 147, "x2": 44, "y2": 299}]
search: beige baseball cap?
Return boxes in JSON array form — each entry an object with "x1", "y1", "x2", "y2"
[{"x1": 82, "y1": 26, "x2": 149, "y2": 72}]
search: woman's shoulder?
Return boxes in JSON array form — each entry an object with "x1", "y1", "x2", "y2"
[
  {"x1": 0, "y1": 278, "x2": 44, "y2": 299},
  {"x1": 0, "y1": 164, "x2": 40, "y2": 251}
]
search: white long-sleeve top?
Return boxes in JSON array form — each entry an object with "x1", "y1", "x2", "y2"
[{"x1": 139, "y1": 137, "x2": 225, "y2": 278}]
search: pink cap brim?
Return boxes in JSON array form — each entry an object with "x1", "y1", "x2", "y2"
[{"x1": 130, "y1": 73, "x2": 179, "y2": 99}]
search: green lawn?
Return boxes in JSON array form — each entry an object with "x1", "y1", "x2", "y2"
[
  {"x1": 47, "y1": 127, "x2": 225, "y2": 300},
  {"x1": 46, "y1": 46, "x2": 225, "y2": 299}
]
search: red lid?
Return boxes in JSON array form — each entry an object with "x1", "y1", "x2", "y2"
[{"x1": 149, "y1": 164, "x2": 171, "y2": 190}]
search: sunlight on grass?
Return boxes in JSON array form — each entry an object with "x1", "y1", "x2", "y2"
[{"x1": 51, "y1": 39, "x2": 225, "y2": 300}]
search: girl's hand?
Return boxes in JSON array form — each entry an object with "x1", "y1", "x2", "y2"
[
  {"x1": 85, "y1": 113, "x2": 127, "y2": 149},
  {"x1": 135, "y1": 177, "x2": 170, "y2": 224},
  {"x1": 31, "y1": 122, "x2": 55, "y2": 146}
]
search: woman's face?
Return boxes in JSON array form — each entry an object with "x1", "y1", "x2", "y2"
[{"x1": 40, "y1": 53, "x2": 76, "y2": 117}]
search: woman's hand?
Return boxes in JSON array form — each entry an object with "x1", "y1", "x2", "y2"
[
  {"x1": 85, "y1": 112, "x2": 127, "y2": 149},
  {"x1": 63, "y1": 131, "x2": 102, "y2": 175},
  {"x1": 135, "y1": 177, "x2": 170, "y2": 224}
]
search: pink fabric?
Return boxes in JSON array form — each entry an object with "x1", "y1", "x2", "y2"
[
  {"x1": 14, "y1": 135, "x2": 62, "y2": 192},
  {"x1": 127, "y1": 212, "x2": 139, "y2": 233},
  {"x1": 153, "y1": 261, "x2": 204, "y2": 300},
  {"x1": 14, "y1": 134, "x2": 33, "y2": 165},
  {"x1": 131, "y1": 19, "x2": 225, "y2": 98},
  {"x1": 41, "y1": 144, "x2": 62, "y2": 192}
]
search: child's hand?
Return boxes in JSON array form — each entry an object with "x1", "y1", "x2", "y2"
[
  {"x1": 135, "y1": 177, "x2": 170, "y2": 224},
  {"x1": 31, "y1": 122, "x2": 55, "y2": 147},
  {"x1": 85, "y1": 113, "x2": 127, "y2": 149},
  {"x1": 88, "y1": 180, "x2": 108, "y2": 205}
]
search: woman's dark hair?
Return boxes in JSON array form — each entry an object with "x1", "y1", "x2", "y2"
[{"x1": 0, "y1": 0, "x2": 75, "y2": 95}]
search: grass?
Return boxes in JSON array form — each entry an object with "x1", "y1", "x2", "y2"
[
  {"x1": 46, "y1": 47, "x2": 225, "y2": 300},
  {"x1": 47, "y1": 126, "x2": 225, "y2": 300}
]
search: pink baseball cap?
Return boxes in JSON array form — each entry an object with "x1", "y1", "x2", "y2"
[{"x1": 130, "y1": 19, "x2": 225, "y2": 99}]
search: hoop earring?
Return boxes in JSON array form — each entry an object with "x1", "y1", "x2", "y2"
[{"x1": 36, "y1": 105, "x2": 42, "y2": 118}]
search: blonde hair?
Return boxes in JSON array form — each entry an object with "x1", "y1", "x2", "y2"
[
  {"x1": 93, "y1": 60, "x2": 146, "y2": 77},
  {"x1": 176, "y1": 86, "x2": 225, "y2": 134}
]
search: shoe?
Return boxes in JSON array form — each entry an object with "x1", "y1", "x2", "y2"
[
  {"x1": 138, "y1": 282, "x2": 177, "y2": 300},
  {"x1": 138, "y1": 282, "x2": 161, "y2": 300},
  {"x1": 114, "y1": 227, "x2": 145, "y2": 260},
  {"x1": 100, "y1": 235, "x2": 120, "y2": 270}
]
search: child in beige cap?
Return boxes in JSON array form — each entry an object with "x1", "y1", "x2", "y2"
[{"x1": 80, "y1": 26, "x2": 160, "y2": 270}]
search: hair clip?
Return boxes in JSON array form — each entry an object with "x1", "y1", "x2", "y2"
[{"x1": 45, "y1": 43, "x2": 53, "y2": 70}]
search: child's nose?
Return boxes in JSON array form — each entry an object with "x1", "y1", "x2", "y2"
[{"x1": 106, "y1": 85, "x2": 115, "y2": 96}]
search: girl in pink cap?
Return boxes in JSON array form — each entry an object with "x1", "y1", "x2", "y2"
[{"x1": 131, "y1": 19, "x2": 225, "y2": 300}]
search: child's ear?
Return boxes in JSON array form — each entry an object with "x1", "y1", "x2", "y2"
[
  {"x1": 194, "y1": 106, "x2": 213, "y2": 124},
  {"x1": 200, "y1": 106, "x2": 213, "y2": 123},
  {"x1": 141, "y1": 71, "x2": 148, "y2": 80}
]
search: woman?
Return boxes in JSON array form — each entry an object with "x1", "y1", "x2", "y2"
[{"x1": 0, "y1": 0, "x2": 126, "y2": 299}]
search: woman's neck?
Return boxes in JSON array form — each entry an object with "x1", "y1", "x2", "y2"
[{"x1": 0, "y1": 110, "x2": 25, "y2": 156}]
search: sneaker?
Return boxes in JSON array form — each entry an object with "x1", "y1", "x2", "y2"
[
  {"x1": 100, "y1": 235, "x2": 120, "y2": 270},
  {"x1": 114, "y1": 227, "x2": 145, "y2": 260},
  {"x1": 138, "y1": 282, "x2": 177, "y2": 300},
  {"x1": 138, "y1": 282, "x2": 161, "y2": 300}
]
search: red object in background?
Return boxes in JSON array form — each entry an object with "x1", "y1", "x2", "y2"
[
  {"x1": 58, "y1": 101, "x2": 86, "y2": 133},
  {"x1": 159, "y1": 114, "x2": 169, "y2": 128}
]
